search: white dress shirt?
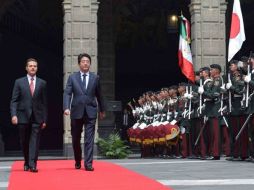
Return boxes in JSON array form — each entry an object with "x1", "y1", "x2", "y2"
[{"x1": 27, "y1": 75, "x2": 36, "y2": 89}]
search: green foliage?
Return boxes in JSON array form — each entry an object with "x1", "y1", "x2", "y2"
[{"x1": 97, "y1": 133, "x2": 132, "y2": 159}]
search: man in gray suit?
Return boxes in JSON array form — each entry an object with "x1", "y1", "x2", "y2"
[
  {"x1": 10, "y1": 58, "x2": 47, "y2": 173},
  {"x1": 63, "y1": 53, "x2": 105, "y2": 171}
]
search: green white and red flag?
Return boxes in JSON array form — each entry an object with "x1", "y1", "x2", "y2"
[{"x1": 178, "y1": 15, "x2": 195, "y2": 83}]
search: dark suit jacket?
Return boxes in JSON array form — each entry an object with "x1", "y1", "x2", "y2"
[
  {"x1": 10, "y1": 76, "x2": 48, "y2": 124},
  {"x1": 63, "y1": 72, "x2": 105, "y2": 119}
]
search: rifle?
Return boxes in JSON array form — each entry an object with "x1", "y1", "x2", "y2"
[
  {"x1": 188, "y1": 85, "x2": 192, "y2": 119},
  {"x1": 235, "y1": 113, "x2": 252, "y2": 141},
  {"x1": 199, "y1": 78, "x2": 203, "y2": 115},
  {"x1": 246, "y1": 64, "x2": 250, "y2": 108},
  {"x1": 228, "y1": 73, "x2": 232, "y2": 113},
  {"x1": 194, "y1": 116, "x2": 208, "y2": 146},
  {"x1": 183, "y1": 86, "x2": 188, "y2": 118}
]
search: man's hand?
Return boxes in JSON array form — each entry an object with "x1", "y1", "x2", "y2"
[
  {"x1": 226, "y1": 82, "x2": 232, "y2": 89},
  {"x1": 244, "y1": 74, "x2": 251, "y2": 83},
  {"x1": 41, "y1": 123, "x2": 47, "y2": 129},
  {"x1": 99, "y1": 112, "x2": 106, "y2": 120},
  {"x1": 11, "y1": 116, "x2": 18, "y2": 125},
  {"x1": 198, "y1": 86, "x2": 204, "y2": 94},
  {"x1": 64, "y1": 109, "x2": 70, "y2": 115}
]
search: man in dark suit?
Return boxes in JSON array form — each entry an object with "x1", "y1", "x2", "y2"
[
  {"x1": 63, "y1": 53, "x2": 105, "y2": 171},
  {"x1": 10, "y1": 58, "x2": 47, "y2": 173}
]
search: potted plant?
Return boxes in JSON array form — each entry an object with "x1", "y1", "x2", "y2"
[{"x1": 97, "y1": 133, "x2": 132, "y2": 159}]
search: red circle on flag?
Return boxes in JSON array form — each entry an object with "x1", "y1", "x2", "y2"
[{"x1": 230, "y1": 13, "x2": 240, "y2": 39}]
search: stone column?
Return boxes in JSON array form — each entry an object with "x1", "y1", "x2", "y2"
[
  {"x1": 62, "y1": 0, "x2": 99, "y2": 158},
  {"x1": 189, "y1": 0, "x2": 227, "y2": 70}
]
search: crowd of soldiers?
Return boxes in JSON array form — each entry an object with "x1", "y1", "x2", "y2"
[{"x1": 127, "y1": 54, "x2": 254, "y2": 162}]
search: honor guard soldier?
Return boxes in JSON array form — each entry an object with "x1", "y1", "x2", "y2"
[
  {"x1": 243, "y1": 53, "x2": 254, "y2": 162},
  {"x1": 177, "y1": 83, "x2": 192, "y2": 158},
  {"x1": 226, "y1": 60, "x2": 248, "y2": 161},
  {"x1": 196, "y1": 67, "x2": 213, "y2": 159},
  {"x1": 199, "y1": 64, "x2": 222, "y2": 160}
]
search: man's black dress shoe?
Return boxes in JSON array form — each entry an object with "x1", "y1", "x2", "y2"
[
  {"x1": 85, "y1": 166, "x2": 94, "y2": 171},
  {"x1": 24, "y1": 165, "x2": 29, "y2": 171},
  {"x1": 29, "y1": 167, "x2": 38, "y2": 173},
  {"x1": 209, "y1": 156, "x2": 220, "y2": 160},
  {"x1": 75, "y1": 162, "x2": 81, "y2": 169}
]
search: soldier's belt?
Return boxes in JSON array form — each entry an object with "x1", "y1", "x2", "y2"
[
  {"x1": 233, "y1": 94, "x2": 242, "y2": 98},
  {"x1": 204, "y1": 98, "x2": 212, "y2": 102}
]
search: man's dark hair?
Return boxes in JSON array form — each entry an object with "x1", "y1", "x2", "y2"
[
  {"x1": 26, "y1": 58, "x2": 38, "y2": 66},
  {"x1": 78, "y1": 53, "x2": 91, "y2": 64}
]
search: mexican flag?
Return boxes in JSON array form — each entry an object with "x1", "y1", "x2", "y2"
[
  {"x1": 228, "y1": 0, "x2": 245, "y2": 62},
  {"x1": 178, "y1": 15, "x2": 195, "y2": 83}
]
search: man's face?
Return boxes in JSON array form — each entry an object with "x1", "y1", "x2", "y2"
[
  {"x1": 229, "y1": 64, "x2": 237, "y2": 72},
  {"x1": 210, "y1": 68, "x2": 216, "y2": 77},
  {"x1": 159, "y1": 91, "x2": 165, "y2": 98},
  {"x1": 79, "y1": 56, "x2": 91, "y2": 73},
  {"x1": 26, "y1": 61, "x2": 38, "y2": 76},
  {"x1": 178, "y1": 86, "x2": 185, "y2": 94},
  {"x1": 202, "y1": 70, "x2": 209, "y2": 78}
]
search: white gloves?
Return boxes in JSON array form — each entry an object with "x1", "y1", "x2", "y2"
[
  {"x1": 198, "y1": 86, "x2": 204, "y2": 94},
  {"x1": 226, "y1": 82, "x2": 232, "y2": 89},
  {"x1": 187, "y1": 94, "x2": 193, "y2": 99},
  {"x1": 244, "y1": 74, "x2": 251, "y2": 83},
  {"x1": 220, "y1": 84, "x2": 225, "y2": 90},
  {"x1": 184, "y1": 93, "x2": 193, "y2": 99},
  {"x1": 170, "y1": 119, "x2": 177, "y2": 125}
]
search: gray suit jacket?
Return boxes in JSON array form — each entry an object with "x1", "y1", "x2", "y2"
[
  {"x1": 63, "y1": 72, "x2": 105, "y2": 119},
  {"x1": 10, "y1": 76, "x2": 48, "y2": 124}
]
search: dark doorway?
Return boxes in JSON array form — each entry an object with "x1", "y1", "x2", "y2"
[
  {"x1": 0, "y1": 0, "x2": 63, "y2": 155},
  {"x1": 113, "y1": 0, "x2": 190, "y2": 105}
]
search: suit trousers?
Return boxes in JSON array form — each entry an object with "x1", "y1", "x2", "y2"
[
  {"x1": 19, "y1": 123, "x2": 41, "y2": 168},
  {"x1": 71, "y1": 116, "x2": 96, "y2": 167}
]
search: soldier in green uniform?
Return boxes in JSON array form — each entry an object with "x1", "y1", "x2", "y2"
[
  {"x1": 197, "y1": 67, "x2": 213, "y2": 159},
  {"x1": 226, "y1": 60, "x2": 248, "y2": 161},
  {"x1": 243, "y1": 54, "x2": 254, "y2": 161},
  {"x1": 177, "y1": 82, "x2": 192, "y2": 158},
  {"x1": 198, "y1": 64, "x2": 222, "y2": 160}
]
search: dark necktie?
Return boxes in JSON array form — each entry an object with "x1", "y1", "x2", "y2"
[
  {"x1": 82, "y1": 74, "x2": 87, "y2": 89},
  {"x1": 30, "y1": 77, "x2": 35, "y2": 96}
]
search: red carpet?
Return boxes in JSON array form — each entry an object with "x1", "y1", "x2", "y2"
[{"x1": 8, "y1": 160, "x2": 173, "y2": 190}]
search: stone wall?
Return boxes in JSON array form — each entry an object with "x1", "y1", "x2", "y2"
[{"x1": 189, "y1": 0, "x2": 227, "y2": 71}]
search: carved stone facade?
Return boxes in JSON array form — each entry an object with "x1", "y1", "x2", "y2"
[{"x1": 189, "y1": 0, "x2": 227, "y2": 71}]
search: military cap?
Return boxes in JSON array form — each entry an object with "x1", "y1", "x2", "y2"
[
  {"x1": 178, "y1": 82, "x2": 188, "y2": 87},
  {"x1": 170, "y1": 85, "x2": 178, "y2": 90},
  {"x1": 229, "y1": 59, "x2": 238, "y2": 65},
  {"x1": 241, "y1": 56, "x2": 249, "y2": 63},
  {"x1": 201, "y1": 67, "x2": 210, "y2": 72},
  {"x1": 210, "y1": 64, "x2": 221, "y2": 72}
]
